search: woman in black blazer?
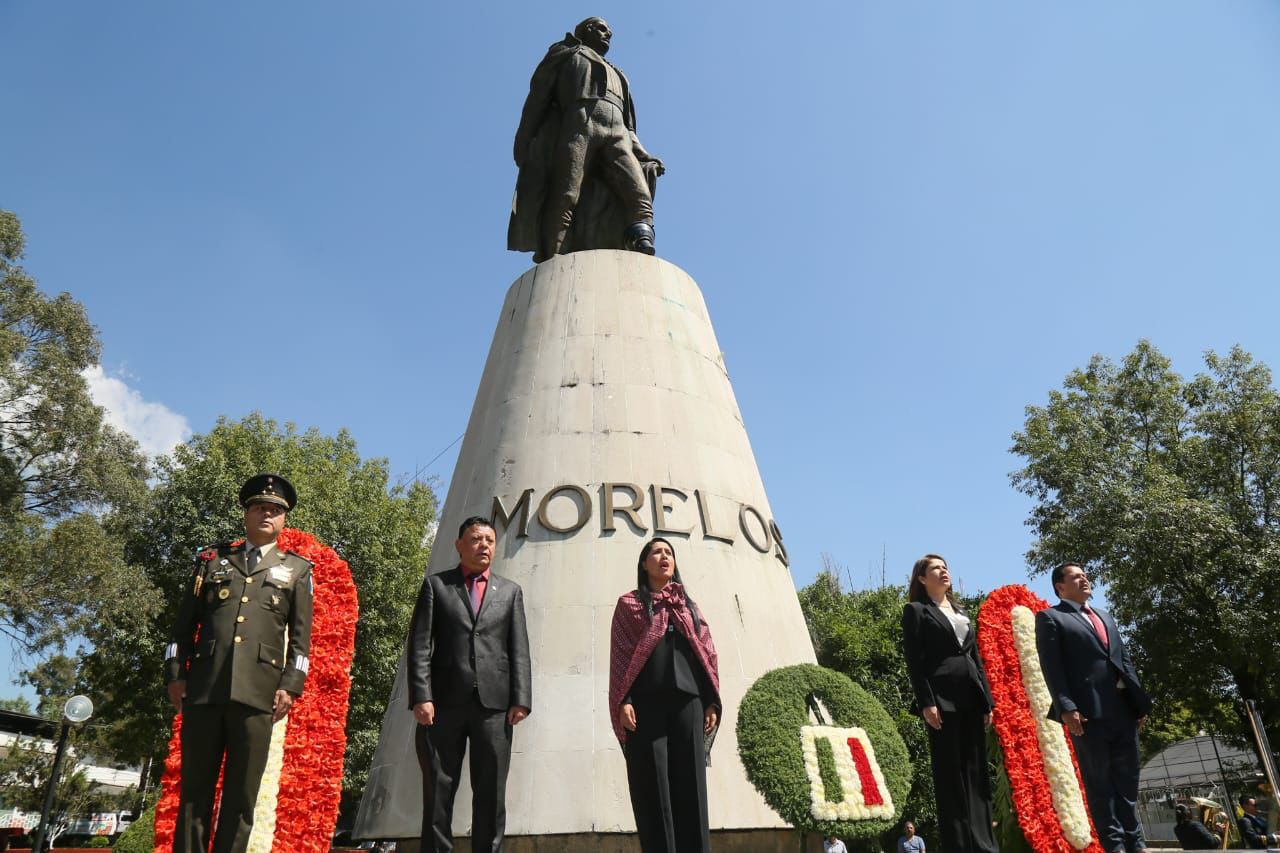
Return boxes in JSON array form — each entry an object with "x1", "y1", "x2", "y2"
[{"x1": 901, "y1": 554, "x2": 998, "y2": 853}]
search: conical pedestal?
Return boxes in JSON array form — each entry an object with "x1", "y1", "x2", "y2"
[{"x1": 355, "y1": 251, "x2": 816, "y2": 847}]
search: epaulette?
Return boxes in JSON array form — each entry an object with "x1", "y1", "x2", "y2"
[{"x1": 281, "y1": 549, "x2": 314, "y2": 568}]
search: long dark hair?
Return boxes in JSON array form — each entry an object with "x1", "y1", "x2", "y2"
[
  {"x1": 907, "y1": 553, "x2": 960, "y2": 609},
  {"x1": 635, "y1": 537, "x2": 701, "y2": 629}
]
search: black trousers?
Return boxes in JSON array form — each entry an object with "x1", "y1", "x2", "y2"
[
  {"x1": 1072, "y1": 713, "x2": 1144, "y2": 853},
  {"x1": 415, "y1": 694, "x2": 513, "y2": 853},
  {"x1": 175, "y1": 701, "x2": 274, "y2": 853},
  {"x1": 926, "y1": 708, "x2": 998, "y2": 853},
  {"x1": 624, "y1": 690, "x2": 710, "y2": 853}
]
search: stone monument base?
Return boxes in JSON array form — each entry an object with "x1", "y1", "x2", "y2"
[{"x1": 388, "y1": 828, "x2": 822, "y2": 852}]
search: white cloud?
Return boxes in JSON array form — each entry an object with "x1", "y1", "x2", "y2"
[{"x1": 82, "y1": 366, "x2": 192, "y2": 458}]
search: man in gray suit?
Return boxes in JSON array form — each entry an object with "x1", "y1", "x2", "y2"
[
  {"x1": 1036, "y1": 562, "x2": 1152, "y2": 853},
  {"x1": 408, "y1": 516, "x2": 532, "y2": 852}
]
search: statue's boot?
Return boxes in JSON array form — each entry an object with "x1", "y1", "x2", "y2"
[{"x1": 624, "y1": 222, "x2": 656, "y2": 256}]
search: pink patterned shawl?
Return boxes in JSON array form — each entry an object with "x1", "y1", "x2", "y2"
[{"x1": 608, "y1": 582, "x2": 721, "y2": 744}]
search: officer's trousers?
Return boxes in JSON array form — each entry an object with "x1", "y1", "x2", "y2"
[{"x1": 175, "y1": 701, "x2": 274, "y2": 853}]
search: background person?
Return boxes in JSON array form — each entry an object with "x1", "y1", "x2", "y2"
[
  {"x1": 1174, "y1": 804, "x2": 1222, "y2": 850},
  {"x1": 407, "y1": 517, "x2": 532, "y2": 853},
  {"x1": 824, "y1": 833, "x2": 849, "y2": 853},
  {"x1": 1237, "y1": 796, "x2": 1278, "y2": 849},
  {"x1": 897, "y1": 820, "x2": 927, "y2": 853},
  {"x1": 164, "y1": 474, "x2": 313, "y2": 853},
  {"x1": 901, "y1": 554, "x2": 998, "y2": 853},
  {"x1": 1035, "y1": 562, "x2": 1152, "y2": 853},
  {"x1": 609, "y1": 537, "x2": 720, "y2": 853}
]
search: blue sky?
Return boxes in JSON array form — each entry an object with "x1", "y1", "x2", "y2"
[{"x1": 3, "y1": 3, "x2": 1279, "y2": 700}]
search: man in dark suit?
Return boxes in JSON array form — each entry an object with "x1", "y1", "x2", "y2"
[
  {"x1": 1036, "y1": 562, "x2": 1152, "y2": 853},
  {"x1": 408, "y1": 516, "x2": 532, "y2": 852},
  {"x1": 165, "y1": 473, "x2": 313, "y2": 853},
  {"x1": 1237, "y1": 795, "x2": 1278, "y2": 848}
]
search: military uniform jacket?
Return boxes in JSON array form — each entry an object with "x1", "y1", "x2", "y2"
[{"x1": 165, "y1": 541, "x2": 313, "y2": 713}]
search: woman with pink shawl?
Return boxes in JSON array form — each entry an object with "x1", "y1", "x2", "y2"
[{"x1": 609, "y1": 537, "x2": 721, "y2": 853}]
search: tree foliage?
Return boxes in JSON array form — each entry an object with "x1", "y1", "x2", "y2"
[
  {"x1": 80, "y1": 414, "x2": 437, "y2": 793},
  {"x1": 1012, "y1": 340, "x2": 1280, "y2": 750},
  {"x1": 0, "y1": 209, "x2": 155, "y2": 711}
]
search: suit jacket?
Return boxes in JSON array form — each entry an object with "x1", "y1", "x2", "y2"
[
  {"x1": 1174, "y1": 819, "x2": 1222, "y2": 850},
  {"x1": 1035, "y1": 600, "x2": 1152, "y2": 723},
  {"x1": 406, "y1": 566, "x2": 532, "y2": 713},
  {"x1": 901, "y1": 600, "x2": 993, "y2": 715},
  {"x1": 165, "y1": 541, "x2": 313, "y2": 713},
  {"x1": 1238, "y1": 812, "x2": 1270, "y2": 849}
]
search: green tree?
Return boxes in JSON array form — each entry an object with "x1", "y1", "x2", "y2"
[
  {"x1": 0, "y1": 696, "x2": 33, "y2": 713},
  {"x1": 1011, "y1": 340, "x2": 1278, "y2": 752},
  {"x1": 21, "y1": 653, "x2": 78, "y2": 719},
  {"x1": 80, "y1": 414, "x2": 437, "y2": 794},
  {"x1": 0, "y1": 209, "x2": 155, "y2": 660}
]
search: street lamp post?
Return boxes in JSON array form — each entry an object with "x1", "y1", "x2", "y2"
[{"x1": 30, "y1": 695, "x2": 93, "y2": 853}]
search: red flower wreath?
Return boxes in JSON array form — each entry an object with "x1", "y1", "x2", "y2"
[
  {"x1": 977, "y1": 585, "x2": 1104, "y2": 853},
  {"x1": 154, "y1": 529, "x2": 358, "y2": 852}
]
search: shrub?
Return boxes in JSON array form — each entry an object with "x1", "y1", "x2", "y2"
[{"x1": 112, "y1": 804, "x2": 155, "y2": 853}]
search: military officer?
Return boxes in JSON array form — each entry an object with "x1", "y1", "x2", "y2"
[{"x1": 164, "y1": 473, "x2": 314, "y2": 853}]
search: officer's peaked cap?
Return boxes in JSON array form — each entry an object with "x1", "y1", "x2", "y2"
[{"x1": 239, "y1": 473, "x2": 297, "y2": 511}]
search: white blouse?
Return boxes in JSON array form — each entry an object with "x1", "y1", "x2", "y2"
[{"x1": 933, "y1": 598, "x2": 971, "y2": 645}]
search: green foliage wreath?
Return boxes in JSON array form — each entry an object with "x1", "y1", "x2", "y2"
[{"x1": 737, "y1": 663, "x2": 911, "y2": 839}]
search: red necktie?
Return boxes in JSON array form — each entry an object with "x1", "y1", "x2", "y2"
[
  {"x1": 1082, "y1": 605, "x2": 1109, "y2": 649},
  {"x1": 467, "y1": 574, "x2": 486, "y2": 613}
]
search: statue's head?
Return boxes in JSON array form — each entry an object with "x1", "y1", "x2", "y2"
[{"x1": 574, "y1": 17, "x2": 612, "y2": 56}]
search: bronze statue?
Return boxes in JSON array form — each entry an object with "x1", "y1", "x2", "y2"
[{"x1": 508, "y1": 17, "x2": 665, "y2": 263}]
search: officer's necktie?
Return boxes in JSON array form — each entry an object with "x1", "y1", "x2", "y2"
[
  {"x1": 247, "y1": 547, "x2": 260, "y2": 573},
  {"x1": 1082, "y1": 604, "x2": 1109, "y2": 649}
]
